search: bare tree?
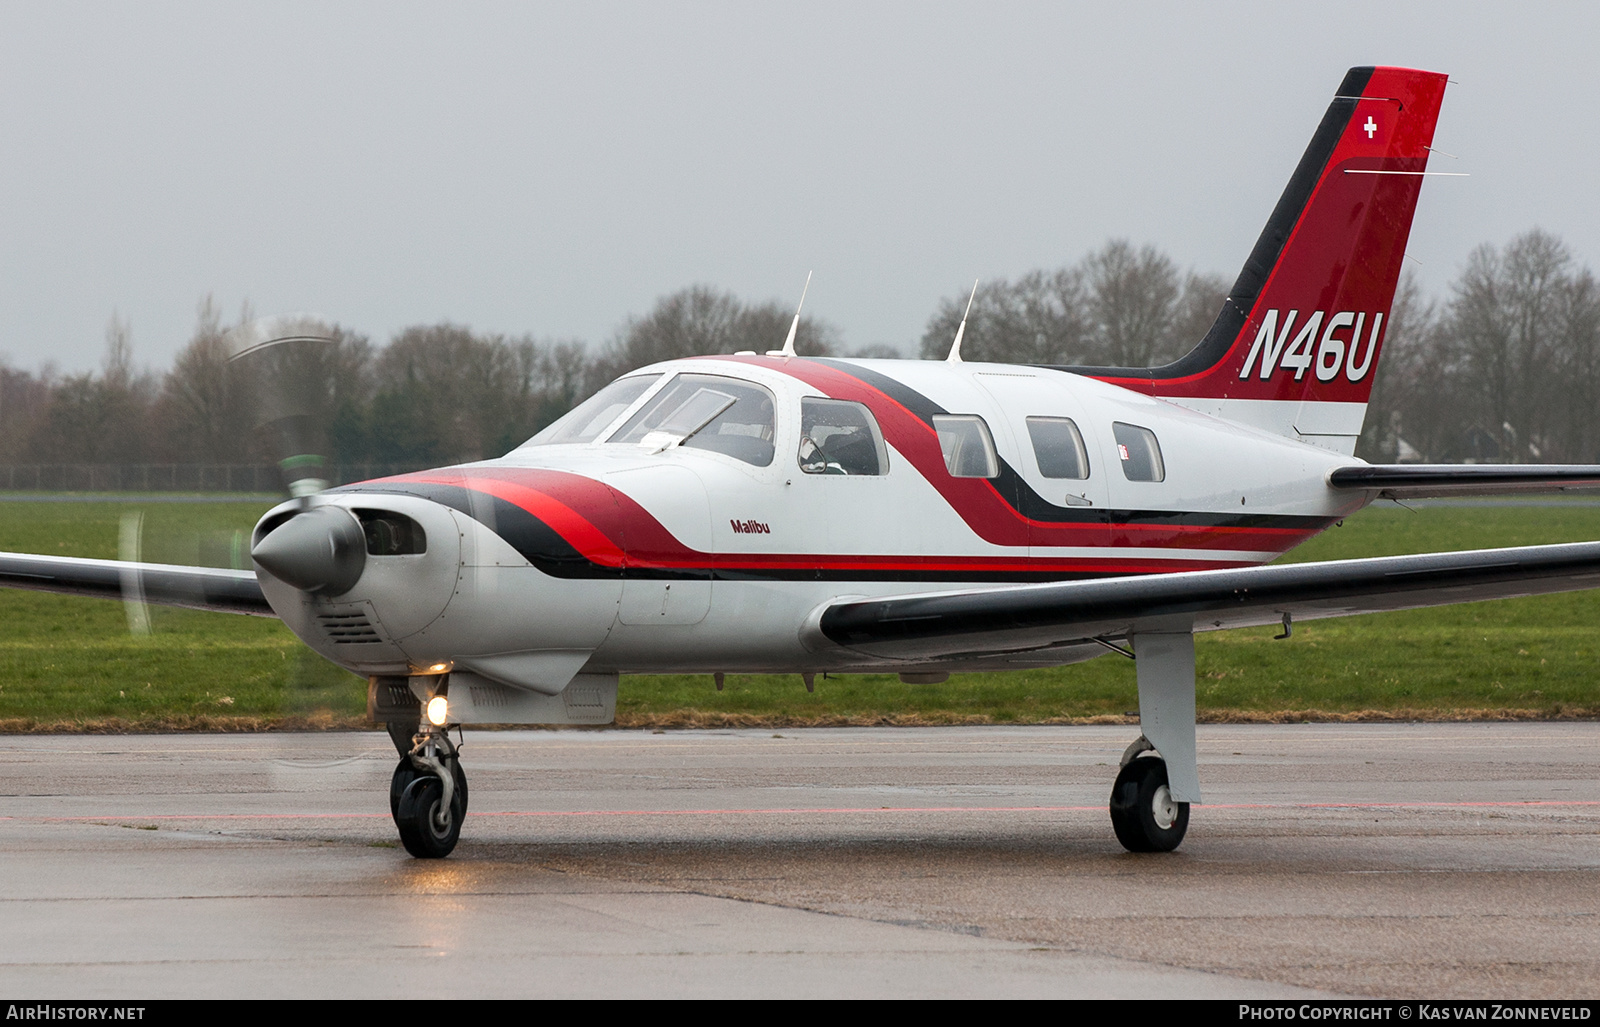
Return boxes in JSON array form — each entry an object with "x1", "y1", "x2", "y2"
[
  {"x1": 154, "y1": 297, "x2": 260, "y2": 463},
  {"x1": 0, "y1": 364, "x2": 51, "y2": 464},
  {"x1": 920, "y1": 241, "x2": 1222, "y2": 366},
  {"x1": 1554, "y1": 265, "x2": 1600, "y2": 461},
  {"x1": 102, "y1": 311, "x2": 134, "y2": 389},
  {"x1": 1356, "y1": 272, "x2": 1446, "y2": 461},
  {"x1": 1084, "y1": 241, "x2": 1182, "y2": 366},
  {"x1": 1445, "y1": 230, "x2": 1573, "y2": 461},
  {"x1": 24, "y1": 313, "x2": 158, "y2": 464},
  {"x1": 920, "y1": 270, "x2": 1090, "y2": 362},
  {"x1": 593, "y1": 285, "x2": 836, "y2": 386}
]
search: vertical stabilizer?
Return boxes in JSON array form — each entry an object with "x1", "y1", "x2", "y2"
[{"x1": 1059, "y1": 66, "x2": 1449, "y2": 453}]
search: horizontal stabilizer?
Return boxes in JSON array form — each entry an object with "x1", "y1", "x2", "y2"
[
  {"x1": 812, "y1": 541, "x2": 1600, "y2": 662},
  {"x1": 0, "y1": 552, "x2": 274, "y2": 617},
  {"x1": 1329, "y1": 464, "x2": 1600, "y2": 499}
]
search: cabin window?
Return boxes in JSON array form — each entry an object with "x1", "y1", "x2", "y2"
[
  {"x1": 522, "y1": 374, "x2": 662, "y2": 446},
  {"x1": 609, "y1": 373, "x2": 776, "y2": 466},
  {"x1": 1112, "y1": 422, "x2": 1165, "y2": 482},
  {"x1": 798, "y1": 398, "x2": 888, "y2": 475},
  {"x1": 1025, "y1": 417, "x2": 1090, "y2": 479},
  {"x1": 933, "y1": 414, "x2": 999, "y2": 479}
]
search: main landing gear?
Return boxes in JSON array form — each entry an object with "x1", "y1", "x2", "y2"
[
  {"x1": 1109, "y1": 750, "x2": 1189, "y2": 853},
  {"x1": 1104, "y1": 629, "x2": 1200, "y2": 854},
  {"x1": 388, "y1": 716, "x2": 468, "y2": 859}
]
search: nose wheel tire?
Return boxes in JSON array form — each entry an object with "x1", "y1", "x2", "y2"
[
  {"x1": 1109, "y1": 756, "x2": 1189, "y2": 853},
  {"x1": 395, "y1": 772, "x2": 466, "y2": 858},
  {"x1": 390, "y1": 756, "x2": 468, "y2": 859}
]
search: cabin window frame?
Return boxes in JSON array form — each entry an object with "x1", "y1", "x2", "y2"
[
  {"x1": 932, "y1": 414, "x2": 1000, "y2": 479},
  {"x1": 797, "y1": 398, "x2": 890, "y2": 476},
  {"x1": 1112, "y1": 421, "x2": 1166, "y2": 482},
  {"x1": 1024, "y1": 416, "x2": 1092, "y2": 480}
]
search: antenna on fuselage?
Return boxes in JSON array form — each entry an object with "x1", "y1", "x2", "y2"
[
  {"x1": 946, "y1": 279, "x2": 980, "y2": 363},
  {"x1": 768, "y1": 270, "x2": 813, "y2": 358}
]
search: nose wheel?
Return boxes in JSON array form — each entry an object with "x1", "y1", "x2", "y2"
[
  {"x1": 1109, "y1": 755, "x2": 1189, "y2": 853},
  {"x1": 390, "y1": 726, "x2": 468, "y2": 859}
]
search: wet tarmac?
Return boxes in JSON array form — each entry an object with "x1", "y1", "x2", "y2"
[{"x1": 2, "y1": 723, "x2": 1597, "y2": 998}]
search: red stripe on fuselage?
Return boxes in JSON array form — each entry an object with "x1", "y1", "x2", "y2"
[
  {"x1": 713, "y1": 355, "x2": 1316, "y2": 556},
  {"x1": 362, "y1": 467, "x2": 1265, "y2": 576},
  {"x1": 379, "y1": 469, "x2": 627, "y2": 567}
]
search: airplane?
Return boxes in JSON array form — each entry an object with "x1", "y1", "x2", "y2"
[{"x1": 5, "y1": 64, "x2": 1600, "y2": 859}]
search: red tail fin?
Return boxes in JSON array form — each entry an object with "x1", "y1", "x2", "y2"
[{"x1": 1069, "y1": 66, "x2": 1448, "y2": 413}]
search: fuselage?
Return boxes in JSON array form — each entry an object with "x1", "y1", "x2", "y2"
[{"x1": 254, "y1": 356, "x2": 1371, "y2": 684}]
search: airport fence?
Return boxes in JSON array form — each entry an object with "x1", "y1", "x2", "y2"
[{"x1": 0, "y1": 463, "x2": 429, "y2": 493}]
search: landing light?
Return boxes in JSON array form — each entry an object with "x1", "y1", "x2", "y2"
[{"x1": 426, "y1": 696, "x2": 449, "y2": 727}]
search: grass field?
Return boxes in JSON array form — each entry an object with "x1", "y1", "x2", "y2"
[{"x1": 1, "y1": 495, "x2": 1598, "y2": 731}]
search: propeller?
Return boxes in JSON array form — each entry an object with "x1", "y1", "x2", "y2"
[
  {"x1": 217, "y1": 315, "x2": 366, "y2": 594},
  {"x1": 225, "y1": 314, "x2": 343, "y2": 500}
]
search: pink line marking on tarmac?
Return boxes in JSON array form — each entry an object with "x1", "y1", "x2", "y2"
[{"x1": 15, "y1": 800, "x2": 1600, "y2": 822}]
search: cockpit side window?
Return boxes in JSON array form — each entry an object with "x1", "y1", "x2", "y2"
[
  {"x1": 521, "y1": 374, "x2": 662, "y2": 447},
  {"x1": 798, "y1": 398, "x2": 889, "y2": 475},
  {"x1": 932, "y1": 414, "x2": 999, "y2": 479},
  {"x1": 609, "y1": 374, "x2": 776, "y2": 466}
]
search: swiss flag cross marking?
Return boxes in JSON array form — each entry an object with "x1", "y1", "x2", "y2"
[{"x1": 1363, "y1": 116, "x2": 1377, "y2": 139}]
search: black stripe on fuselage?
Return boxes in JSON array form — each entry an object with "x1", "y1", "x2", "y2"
[
  {"x1": 335, "y1": 482, "x2": 1237, "y2": 583},
  {"x1": 810, "y1": 359, "x2": 1334, "y2": 532},
  {"x1": 337, "y1": 482, "x2": 616, "y2": 578}
]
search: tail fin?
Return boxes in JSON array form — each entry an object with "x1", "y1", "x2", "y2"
[{"x1": 1064, "y1": 66, "x2": 1449, "y2": 453}]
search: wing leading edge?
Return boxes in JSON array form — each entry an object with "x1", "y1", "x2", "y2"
[
  {"x1": 0, "y1": 552, "x2": 274, "y2": 617},
  {"x1": 811, "y1": 541, "x2": 1600, "y2": 662}
]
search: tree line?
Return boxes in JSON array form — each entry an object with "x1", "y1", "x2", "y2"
[
  {"x1": 0, "y1": 288, "x2": 836, "y2": 470},
  {"x1": 1, "y1": 232, "x2": 1593, "y2": 471},
  {"x1": 918, "y1": 232, "x2": 1599, "y2": 463}
]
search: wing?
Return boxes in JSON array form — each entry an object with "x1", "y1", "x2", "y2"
[
  {"x1": 1330, "y1": 464, "x2": 1600, "y2": 499},
  {"x1": 0, "y1": 552, "x2": 275, "y2": 617},
  {"x1": 810, "y1": 541, "x2": 1600, "y2": 662}
]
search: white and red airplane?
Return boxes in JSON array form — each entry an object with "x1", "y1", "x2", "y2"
[{"x1": 6, "y1": 65, "x2": 1600, "y2": 858}]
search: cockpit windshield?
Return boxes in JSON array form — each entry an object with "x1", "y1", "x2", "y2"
[
  {"x1": 520, "y1": 374, "x2": 662, "y2": 447},
  {"x1": 609, "y1": 373, "x2": 776, "y2": 466}
]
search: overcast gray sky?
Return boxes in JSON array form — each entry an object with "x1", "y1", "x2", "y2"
[{"x1": 3, "y1": 1, "x2": 1597, "y2": 374}]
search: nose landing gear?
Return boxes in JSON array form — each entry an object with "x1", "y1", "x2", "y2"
[{"x1": 390, "y1": 722, "x2": 468, "y2": 859}]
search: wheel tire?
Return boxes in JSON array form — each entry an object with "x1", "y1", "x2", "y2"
[
  {"x1": 395, "y1": 775, "x2": 464, "y2": 859},
  {"x1": 390, "y1": 758, "x2": 421, "y2": 819},
  {"x1": 449, "y1": 756, "x2": 468, "y2": 816},
  {"x1": 1109, "y1": 756, "x2": 1189, "y2": 853}
]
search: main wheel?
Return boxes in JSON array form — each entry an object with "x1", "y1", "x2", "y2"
[
  {"x1": 395, "y1": 774, "x2": 465, "y2": 858},
  {"x1": 1109, "y1": 756, "x2": 1189, "y2": 853}
]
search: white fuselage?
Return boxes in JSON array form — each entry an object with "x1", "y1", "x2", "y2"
[{"x1": 256, "y1": 357, "x2": 1370, "y2": 685}]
